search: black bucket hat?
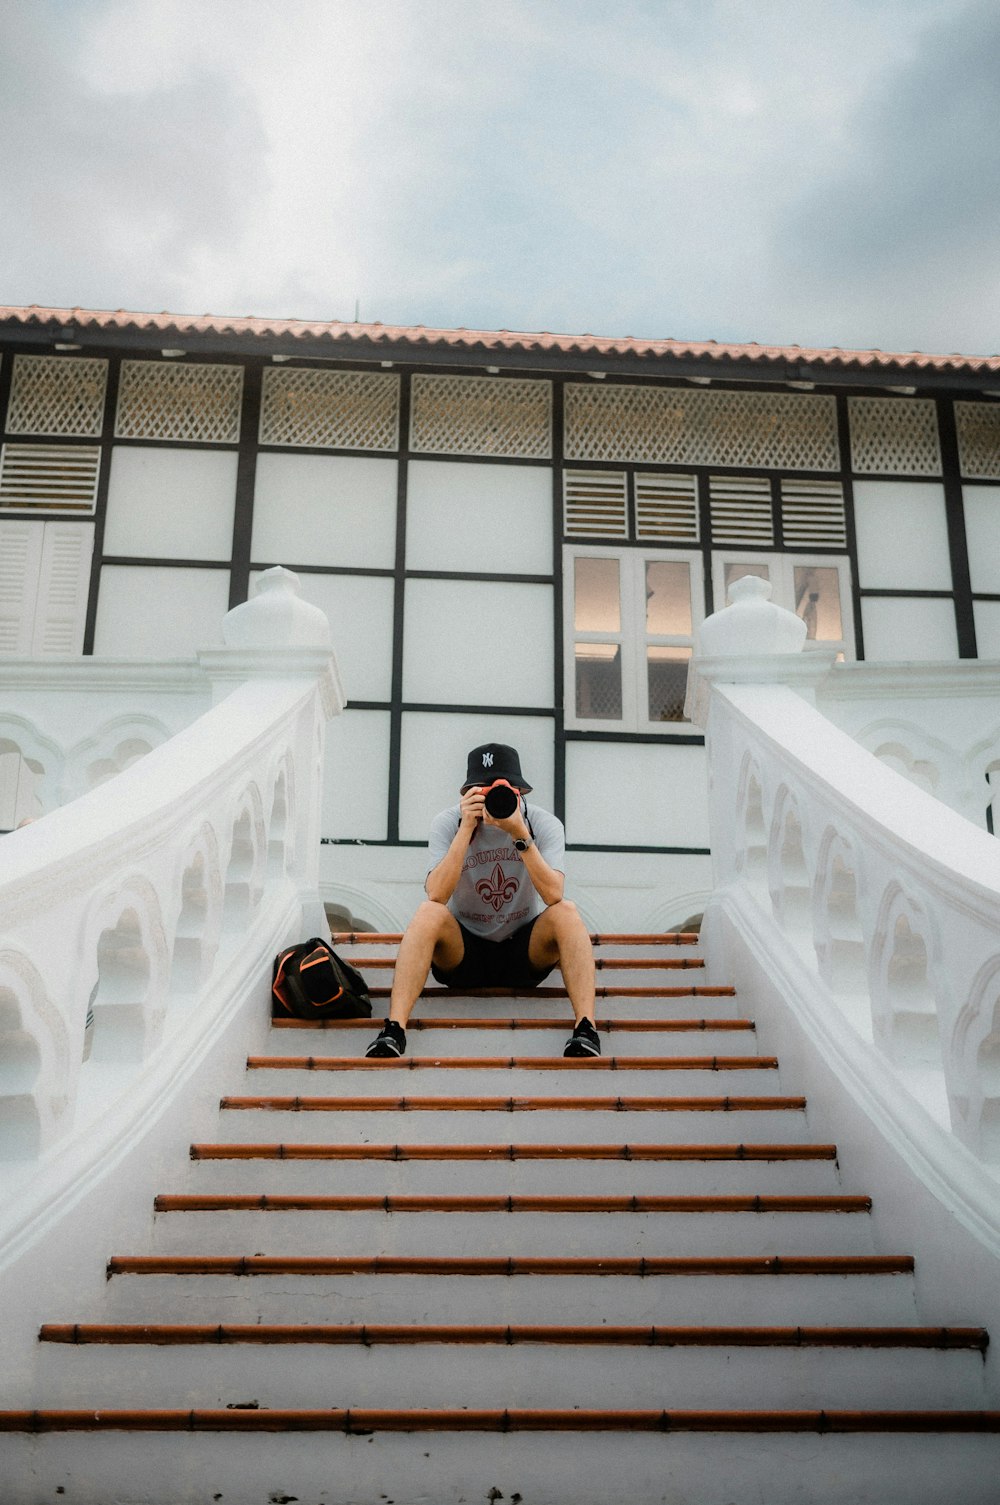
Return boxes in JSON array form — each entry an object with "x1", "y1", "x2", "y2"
[{"x1": 461, "y1": 743, "x2": 532, "y2": 793}]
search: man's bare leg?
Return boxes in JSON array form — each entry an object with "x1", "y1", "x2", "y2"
[
  {"x1": 388, "y1": 900, "x2": 465, "y2": 1027},
  {"x1": 528, "y1": 899, "x2": 596, "y2": 1023}
]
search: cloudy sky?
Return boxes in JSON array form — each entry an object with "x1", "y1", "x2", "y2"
[{"x1": 2, "y1": 0, "x2": 998, "y2": 355}]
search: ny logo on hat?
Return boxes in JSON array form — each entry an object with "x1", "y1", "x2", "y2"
[{"x1": 482, "y1": 752, "x2": 494, "y2": 768}]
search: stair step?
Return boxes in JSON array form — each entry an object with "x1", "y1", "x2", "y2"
[
  {"x1": 153, "y1": 1193, "x2": 869, "y2": 1213},
  {"x1": 246, "y1": 1054, "x2": 776, "y2": 1073},
  {"x1": 371, "y1": 985, "x2": 736, "y2": 998},
  {"x1": 41, "y1": 1322, "x2": 985, "y2": 1349},
  {"x1": 191, "y1": 1139, "x2": 834, "y2": 1160},
  {"x1": 332, "y1": 933, "x2": 704, "y2": 947},
  {"x1": 271, "y1": 1015, "x2": 750, "y2": 1030},
  {"x1": 5, "y1": 1406, "x2": 997, "y2": 1433},
  {"x1": 107, "y1": 1254, "x2": 910, "y2": 1277},
  {"x1": 26, "y1": 1342, "x2": 989, "y2": 1411},
  {"x1": 341, "y1": 957, "x2": 708, "y2": 970}
]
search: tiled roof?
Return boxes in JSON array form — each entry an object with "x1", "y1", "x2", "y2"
[{"x1": 2, "y1": 304, "x2": 999, "y2": 377}]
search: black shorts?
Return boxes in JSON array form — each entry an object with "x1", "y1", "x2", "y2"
[{"x1": 431, "y1": 914, "x2": 554, "y2": 990}]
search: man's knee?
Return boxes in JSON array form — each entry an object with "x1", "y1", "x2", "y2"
[{"x1": 408, "y1": 899, "x2": 452, "y2": 937}]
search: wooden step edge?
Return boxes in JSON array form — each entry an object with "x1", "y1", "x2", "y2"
[
  {"x1": 335, "y1": 959, "x2": 708, "y2": 971},
  {"x1": 105, "y1": 1253, "x2": 916, "y2": 1278},
  {"x1": 38, "y1": 1323, "x2": 989, "y2": 1351},
  {"x1": 218, "y1": 1094, "x2": 807, "y2": 1113},
  {"x1": 272, "y1": 1017, "x2": 754, "y2": 1032},
  {"x1": 332, "y1": 933, "x2": 702, "y2": 947},
  {"x1": 151, "y1": 1193, "x2": 872, "y2": 1214},
  {"x1": 245, "y1": 1055, "x2": 778, "y2": 1071},
  {"x1": 371, "y1": 986, "x2": 737, "y2": 999},
  {"x1": 190, "y1": 1140, "x2": 832, "y2": 1161},
  {"x1": 7, "y1": 1407, "x2": 995, "y2": 1434}
]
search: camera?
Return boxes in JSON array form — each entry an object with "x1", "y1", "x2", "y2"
[{"x1": 482, "y1": 779, "x2": 520, "y2": 819}]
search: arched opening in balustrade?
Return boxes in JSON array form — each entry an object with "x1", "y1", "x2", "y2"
[
  {"x1": 85, "y1": 736, "x2": 154, "y2": 790},
  {"x1": 740, "y1": 772, "x2": 767, "y2": 885},
  {"x1": 822, "y1": 854, "x2": 867, "y2": 996},
  {"x1": 170, "y1": 852, "x2": 210, "y2": 993},
  {"x1": 770, "y1": 796, "x2": 811, "y2": 936},
  {"x1": 89, "y1": 908, "x2": 151, "y2": 1063},
  {"x1": 223, "y1": 803, "x2": 263, "y2": 931},
  {"x1": 976, "y1": 1011, "x2": 1000, "y2": 1159},
  {"x1": 873, "y1": 740, "x2": 939, "y2": 796},
  {"x1": 0, "y1": 739, "x2": 44, "y2": 831},
  {"x1": 267, "y1": 768, "x2": 290, "y2": 880},
  {"x1": 985, "y1": 760, "x2": 1000, "y2": 837},
  {"x1": 0, "y1": 987, "x2": 42, "y2": 1158},
  {"x1": 885, "y1": 913, "x2": 940, "y2": 1070}
]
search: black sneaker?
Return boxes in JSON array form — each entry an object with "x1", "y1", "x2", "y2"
[
  {"x1": 563, "y1": 1018, "x2": 601, "y2": 1057},
  {"x1": 365, "y1": 1019, "x2": 406, "y2": 1058}
]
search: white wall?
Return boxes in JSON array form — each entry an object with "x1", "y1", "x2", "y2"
[
  {"x1": 405, "y1": 460, "x2": 553, "y2": 573},
  {"x1": 250, "y1": 453, "x2": 398, "y2": 569},
  {"x1": 564, "y1": 740, "x2": 710, "y2": 849},
  {"x1": 962, "y1": 486, "x2": 1000, "y2": 594},
  {"x1": 397, "y1": 711, "x2": 555, "y2": 843},
  {"x1": 860, "y1": 596, "x2": 959, "y2": 661},
  {"x1": 251, "y1": 568, "x2": 394, "y2": 702},
  {"x1": 92, "y1": 566, "x2": 230, "y2": 657},
  {"x1": 853, "y1": 481, "x2": 952, "y2": 590},
  {"x1": 402, "y1": 578, "x2": 553, "y2": 705},
  {"x1": 102, "y1": 447, "x2": 238, "y2": 560},
  {"x1": 322, "y1": 709, "x2": 391, "y2": 842},
  {"x1": 973, "y1": 601, "x2": 1000, "y2": 658}
]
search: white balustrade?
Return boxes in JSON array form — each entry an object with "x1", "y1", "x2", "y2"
[
  {"x1": 0, "y1": 568, "x2": 343, "y2": 1258},
  {"x1": 687, "y1": 576, "x2": 1000, "y2": 1251}
]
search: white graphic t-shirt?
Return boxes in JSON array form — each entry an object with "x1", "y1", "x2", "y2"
[{"x1": 426, "y1": 802, "x2": 566, "y2": 941}]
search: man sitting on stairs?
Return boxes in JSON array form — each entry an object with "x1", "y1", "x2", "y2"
[{"x1": 365, "y1": 742, "x2": 598, "y2": 1059}]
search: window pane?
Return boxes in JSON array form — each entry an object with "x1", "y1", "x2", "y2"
[
  {"x1": 793, "y1": 565, "x2": 843, "y2": 641},
  {"x1": 723, "y1": 561, "x2": 770, "y2": 601},
  {"x1": 574, "y1": 557, "x2": 620, "y2": 632},
  {"x1": 575, "y1": 643, "x2": 622, "y2": 720},
  {"x1": 645, "y1": 560, "x2": 692, "y2": 635},
  {"x1": 647, "y1": 646, "x2": 691, "y2": 722}
]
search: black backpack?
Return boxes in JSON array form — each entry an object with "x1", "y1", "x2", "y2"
[{"x1": 271, "y1": 937, "x2": 373, "y2": 1020}]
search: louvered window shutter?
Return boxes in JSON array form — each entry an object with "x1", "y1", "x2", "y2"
[
  {"x1": 31, "y1": 524, "x2": 94, "y2": 655},
  {"x1": 0, "y1": 520, "x2": 44, "y2": 653},
  {"x1": 634, "y1": 473, "x2": 699, "y2": 541},
  {"x1": 780, "y1": 479, "x2": 847, "y2": 548},
  {"x1": 708, "y1": 476, "x2": 774, "y2": 545},
  {"x1": 563, "y1": 471, "x2": 628, "y2": 538}
]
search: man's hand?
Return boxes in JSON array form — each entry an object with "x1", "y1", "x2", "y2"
[
  {"x1": 482, "y1": 792, "x2": 530, "y2": 842},
  {"x1": 459, "y1": 786, "x2": 487, "y2": 832}
]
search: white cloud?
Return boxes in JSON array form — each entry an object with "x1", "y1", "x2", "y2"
[{"x1": 0, "y1": 0, "x2": 994, "y2": 354}]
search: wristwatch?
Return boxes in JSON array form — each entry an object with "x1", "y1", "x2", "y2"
[{"x1": 513, "y1": 836, "x2": 534, "y2": 852}]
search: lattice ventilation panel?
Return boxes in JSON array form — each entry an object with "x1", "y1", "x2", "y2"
[
  {"x1": 954, "y1": 402, "x2": 1000, "y2": 480},
  {"x1": 563, "y1": 470, "x2": 628, "y2": 538},
  {"x1": 115, "y1": 362, "x2": 244, "y2": 443},
  {"x1": 565, "y1": 384, "x2": 840, "y2": 471},
  {"x1": 6, "y1": 356, "x2": 108, "y2": 438},
  {"x1": 634, "y1": 472, "x2": 699, "y2": 541},
  {"x1": 259, "y1": 367, "x2": 400, "y2": 450},
  {"x1": 848, "y1": 396, "x2": 941, "y2": 476},
  {"x1": 0, "y1": 444, "x2": 101, "y2": 513},
  {"x1": 410, "y1": 374, "x2": 552, "y2": 459},
  {"x1": 709, "y1": 475, "x2": 774, "y2": 546},
  {"x1": 779, "y1": 478, "x2": 847, "y2": 548}
]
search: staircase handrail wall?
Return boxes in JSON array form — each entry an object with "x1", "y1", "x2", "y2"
[
  {"x1": 0, "y1": 567, "x2": 344, "y2": 1273},
  {"x1": 687, "y1": 620, "x2": 1000, "y2": 1267}
]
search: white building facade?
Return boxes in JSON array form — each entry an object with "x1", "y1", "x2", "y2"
[{"x1": 1, "y1": 306, "x2": 999, "y2": 933}]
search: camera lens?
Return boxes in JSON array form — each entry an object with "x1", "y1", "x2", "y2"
[{"x1": 484, "y1": 783, "x2": 519, "y2": 818}]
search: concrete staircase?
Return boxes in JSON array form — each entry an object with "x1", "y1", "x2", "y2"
[{"x1": 5, "y1": 932, "x2": 1000, "y2": 1503}]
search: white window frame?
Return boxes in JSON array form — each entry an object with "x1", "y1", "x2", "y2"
[
  {"x1": 563, "y1": 543, "x2": 706, "y2": 733},
  {"x1": 711, "y1": 550, "x2": 856, "y2": 659}
]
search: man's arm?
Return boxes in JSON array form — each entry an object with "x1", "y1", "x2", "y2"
[
  {"x1": 425, "y1": 788, "x2": 486, "y2": 903},
  {"x1": 486, "y1": 803, "x2": 564, "y2": 907}
]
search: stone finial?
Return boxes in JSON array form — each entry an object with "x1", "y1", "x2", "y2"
[
  {"x1": 697, "y1": 574, "x2": 807, "y2": 658},
  {"x1": 222, "y1": 567, "x2": 331, "y2": 650}
]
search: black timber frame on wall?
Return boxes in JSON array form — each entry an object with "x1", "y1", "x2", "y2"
[{"x1": 1, "y1": 328, "x2": 997, "y2": 853}]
